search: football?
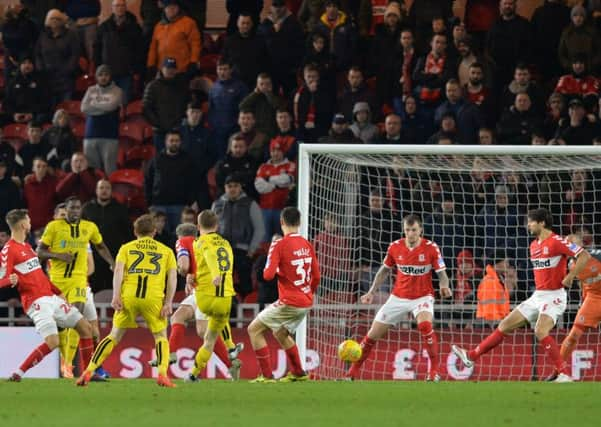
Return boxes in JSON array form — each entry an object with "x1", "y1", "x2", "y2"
[{"x1": 338, "y1": 339, "x2": 362, "y2": 362}]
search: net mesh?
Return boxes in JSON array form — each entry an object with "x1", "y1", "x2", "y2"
[{"x1": 303, "y1": 149, "x2": 601, "y2": 381}]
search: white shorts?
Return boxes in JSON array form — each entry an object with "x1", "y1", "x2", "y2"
[
  {"x1": 374, "y1": 295, "x2": 434, "y2": 326},
  {"x1": 256, "y1": 301, "x2": 310, "y2": 333},
  {"x1": 82, "y1": 287, "x2": 97, "y2": 321},
  {"x1": 180, "y1": 293, "x2": 207, "y2": 321},
  {"x1": 516, "y1": 289, "x2": 567, "y2": 327},
  {"x1": 27, "y1": 295, "x2": 83, "y2": 338}
]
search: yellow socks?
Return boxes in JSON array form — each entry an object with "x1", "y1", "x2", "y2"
[
  {"x1": 86, "y1": 336, "x2": 115, "y2": 373},
  {"x1": 155, "y1": 337, "x2": 170, "y2": 376},
  {"x1": 65, "y1": 329, "x2": 80, "y2": 366},
  {"x1": 221, "y1": 323, "x2": 235, "y2": 350},
  {"x1": 192, "y1": 346, "x2": 212, "y2": 376}
]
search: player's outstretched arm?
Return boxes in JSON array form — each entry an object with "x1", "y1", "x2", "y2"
[
  {"x1": 111, "y1": 261, "x2": 125, "y2": 311},
  {"x1": 94, "y1": 242, "x2": 115, "y2": 270},
  {"x1": 563, "y1": 250, "x2": 591, "y2": 288},
  {"x1": 437, "y1": 270, "x2": 452, "y2": 298},
  {"x1": 361, "y1": 265, "x2": 391, "y2": 304}
]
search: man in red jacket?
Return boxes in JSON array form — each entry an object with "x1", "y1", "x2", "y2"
[
  {"x1": 56, "y1": 152, "x2": 103, "y2": 203},
  {"x1": 23, "y1": 157, "x2": 57, "y2": 231}
]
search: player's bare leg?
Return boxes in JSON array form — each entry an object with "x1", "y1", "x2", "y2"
[
  {"x1": 153, "y1": 329, "x2": 176, "y2": 388},
  {"x1": 274, "y1": 327, "x2": 308, "y2": 382},
  {"x1": 149, "y1": 305, "x2": 194, "y2": 367},
  {"x1": 346, "y1": 321, "x2": 390, "y2": 380},
  {"x1": 77, "y1": 327, "x2": 126, "y2": 386},
  {"x1": 11, "y1": 318, "x2": 93, "y2": 382},
  {"x1": 560, "y1": 324, "x2": 585, "y2": 364},
  {"x1": 9, "y1": 333, "x2": 60, "y2": 382},
  {"x1": 534, "y1": 314, "x2": 571, "y2": 382},
  {"x1": 248, "y1": 318, "x2": 276, "y2": 382},
  {"x1": 415, "y1": 312, "x2": 441, "y2": 382},
  {"x1": 452, "y1": 308, "x2": 528, "y2": 368}
]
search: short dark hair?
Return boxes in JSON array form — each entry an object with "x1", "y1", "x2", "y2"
[
  {"x1": 5, "y1": 209, "x2": 28, "y2": 229},
  {"x1": 276, "y1": 108, "x2": 291, "y2": 115},
  {"x1": 198, "y1": 210, "x2": 218, "y2": 230},
  {"x1": 515, "y1": 62, "x2": 529, "y2": 71},
  {"x1": 32, "y1": 156, "x2": 47, "y2": 164},
  {"x1": 27, "y1": 120, "x2": 42, "y2": 129},
  {"x1": 303, "y1": 64, "x2": 319, "y2": 75},
  {"x1": 134, "y1": 214, "x2": 156, "y2": 237},
  {"x1": 187, "y1": 101, "x2": 203, "y2": 110},
  {"x1": 64, "y1": 196, "x2": 81, "y2": 207},
  {"x1": 54, "y1": 203, "x2": 66, "y2": 214},
  {"x1": 469, "y1": 62, "x2": 483, "y2": 70},
  {"x1": 217, "y1": 57, "x2": 232, "y2": 67},
  {"x1": 165, "y1": 129, "x2": 181, "y2": 140},
  {"x1": 257, "y1": 72, "x2": 271, "y2": 80},
  {"x1": 528, "y1": 208, "x2": 553, "y2": 229},
  {"x1": 281, "y1": 207, "x2": 301, "y2": 227},
  {"x1": 403, "y1": 214, "x2": 422, "y2": 227}
]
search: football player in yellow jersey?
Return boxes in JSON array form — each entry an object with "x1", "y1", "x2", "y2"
[
  {"x1": 38, "y1": 198, "x2": 115, "y2": 378},
  {"x1": 77, "y1": 214, "x2": 178, "y2": 387},
  {"x1": 185, "y1": 210, "x2": 235, "y2": 382}
]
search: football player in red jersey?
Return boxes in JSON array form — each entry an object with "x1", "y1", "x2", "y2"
[
  {"x1": 247, "y1": 207, "x2": 320, "y2": 383},
  {"x1": 346, "y1": 214, "x2": 451, "y2": 381},
  {"x1": 0, "y1": 209, "x2": 94, "y2": 381},
  {"x1": 453, "y1": 208, "x2": 591, "y2": 383}
]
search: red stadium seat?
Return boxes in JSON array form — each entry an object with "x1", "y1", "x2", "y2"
[
  {"x1": 119, "y1": 122, "x2": 145, "y2": 144},
  {"x1": 119, "y1": 144, "x2": 155, "y2": 170},
  {"x1": 110, "y1": 168, "x2": 144, "y2": 188},
  {"x1": 74, "y1": 74, "x2": 95, "y2": 98},
  {"x1": 56, "y1": 100, "x2": 84, "y2": 119},
  {"x1": 207, "y1": 167, "x2": 217, "y2": 200},
  {"x1": 72, "y1": 121, "x2": 85, "y2": 140},
  {"x1": 125, "y1": 100, "x2": 144, "y2": 118},
  {"x1": 109, "y1": 169, "x2": 146, "y2": 212},
  {"x1": 199, "y1": 54, "x2": 220, "y2": 74},
  {"x1": 3, "y1": 123, "x2": 28, "y2": 142}
]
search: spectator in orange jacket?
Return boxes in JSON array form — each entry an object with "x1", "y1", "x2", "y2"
[
  {"x1": 147, "y1": 0, "x2": 201, "y2": 78},
  {"x1": 476, "y1": 259, "x2": 516, "y2": 323}
]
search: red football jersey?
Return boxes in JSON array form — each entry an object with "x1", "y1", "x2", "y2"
[
  {"x1": 264, "y1": 233, "x2": 320, "y2": 308},
  {"x1": 176, "y1": 235, "x2": 197, "y2": 276},
  {"x1": 383, "y1": 238, "x2": 446, "y2": 299},
  {"x1": 0, "y1": 239, "x2": 62, "y2": 311},
  {"x1": 530, "y1": 233, "x2": 583, "y2": 291}
]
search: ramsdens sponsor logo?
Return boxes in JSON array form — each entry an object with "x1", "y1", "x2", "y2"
[
  {"x1": 397, "y1": 265, "x2": 431, "y2": 275},
  {"x1": 531, "y1": 255, "x2": 561, "y2": 269},
  {"x1": 532, "y1": 259, "x2": 552, "y2": 268}
]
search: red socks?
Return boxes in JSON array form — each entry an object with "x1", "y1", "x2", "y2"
[
  {"x1": 19, "y1": 342, "x2": 52, "y2": 373},
  {"x1": 169, "y1": 323, "x2": 185, "y2": 354},
  {"x1": 285, "y1": 345, "x2": 304, "y2": 376},
  {"x1": 468, "y1": 328, "x2": 505, "y2": 361},
  {"x1": 79, "y1": 337, "x2": 94, "y2": 368},
  {"x1": 347, "y1": 336, "x2": 376, "y2": 378},
  {"x1": 540, "y1": 335, "x2": 568, "y2": 374},
  {"x1": 417, "y1": 321, "x2": 439, "y2": 374},
  {"x1": 213, "y1": 337, "x2": 232, "y2": 368},
  {"x1": 255, "y1": 346, "x2": 273, "y2": 378}
]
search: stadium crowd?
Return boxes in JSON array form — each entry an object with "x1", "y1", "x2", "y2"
[{"x1": 0, "y1": 0, "x2": 600, "y2": 326}]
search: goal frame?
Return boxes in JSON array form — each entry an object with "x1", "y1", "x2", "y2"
[{"x1": 296, "y1": 144, "x2": 601, "y2": 370}]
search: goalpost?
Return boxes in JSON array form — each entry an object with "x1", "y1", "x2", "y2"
[{"x1": 297, "y1": 144, "x2": 601, "y2": 381}]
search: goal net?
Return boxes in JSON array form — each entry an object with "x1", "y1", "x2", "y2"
[{"x1": 297, "y1": 145, "x2": 601, "y2": 381}]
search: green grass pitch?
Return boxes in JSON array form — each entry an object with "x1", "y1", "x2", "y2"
[{"x1": 1, "y1": 380, "x2": 600, "y2": 427}]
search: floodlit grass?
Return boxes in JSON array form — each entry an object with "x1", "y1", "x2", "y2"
[{"x1": 1, "y1": 379, "x2": 600, "y2": 427}]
